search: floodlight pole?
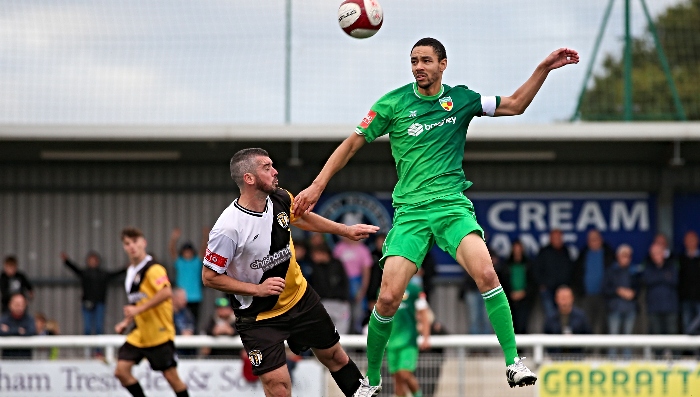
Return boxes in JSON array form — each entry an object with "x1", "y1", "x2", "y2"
[
  {"x1": 570, "y1": 0, "x2": 616, "y2": 121},
  {"x1": 639, "y1": 0, "x2": 687, "y2": 121},
  {"x1": 571, "y1": 0, "x2": 687, "y2": 121},
  {"x1": 284, "y1": 0, "x2": 292, "y2": 124},
  {"x1": 623, "y1": 0, "x2": 633, "y2": 121}
]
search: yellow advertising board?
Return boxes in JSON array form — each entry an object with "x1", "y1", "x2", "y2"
[{"x1": 539, "y1": 361, "x2": 700, "y2": 397}]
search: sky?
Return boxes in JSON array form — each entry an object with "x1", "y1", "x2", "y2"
[{"x1": 0, "y1": 0, "x2": 685, "y2": 125}]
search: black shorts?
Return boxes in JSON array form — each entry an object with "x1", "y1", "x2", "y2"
[
  {"x1": 117, "y1": 340, "x2": 178, "y2": 371},
  {"x1": 235, "y1": 286, "x2": 340, "y2": 376}
]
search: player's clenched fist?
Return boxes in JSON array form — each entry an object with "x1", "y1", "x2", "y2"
[{"x1": 256, "y1": 277, "x2": 286, "y2": 297}]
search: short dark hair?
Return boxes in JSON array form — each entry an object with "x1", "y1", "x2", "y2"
[
  {"x1": 412, "y1": 37, "x2": 446, "y2": 61},
  {"x1": 3, "y1": 255, "x2": 17, "y2": 266},
  {"x1": 121, "y1": 227, "x2": 145, "y2": 241},
  {"x1": 230, "y1": 148, "x2": 270, "y2": 189}
]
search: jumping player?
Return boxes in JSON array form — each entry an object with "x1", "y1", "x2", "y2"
[
  {"x1": 293, "y1": 38, "x2": 579, "y2": 396},
  {"x1": 201, "y1": 148, "x2": 379, "y2": 397}
]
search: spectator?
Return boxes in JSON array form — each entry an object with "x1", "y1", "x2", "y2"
[
  {"x1": 653, "y1": 233, "x2": 672, "y2": 259},
  {"x1": 203, "y1": 297, "x2": 239, "y2": 357},
  {"x1": 172, "y1": 288, "x2": 197, "y2": 357},
  {"x1": 642, "y1": 243, "x2": 679, "y2": 335},
  {"x1": 60, "y1": 251, "x2": 126, "y2": 337},
  {"x1": 1, "y1": 255, "x2": 34, "y2": 313},
  {"x1": 501, "y1": 240, "x2": 536, "y2": 334},
  {"x1": 421, "y1": 250, "x2": 437, "y2": 304},
  {"x1": 459, "y1": 251, "x2": 500, "y2": 334},
  {"x1": 34, "y1": 312, "x2": 59, "y2": 360},
  {"x1": 169, "y1": 227, "x2": 207, "y2": 326},
  {"x1": 333, "y1": 236, "x2": 373, "y2": 333},
  {"x1": 294, "y1": 240, "x2": 313, "y2": 280},
  {"x1": 678, "y1": 230, "x2": 700, "y2": 334},
  {"x1": 603, "y1": 244, "x2": 639, "y2": 357},
  {"x1": 544, "y1": 286, "x2": 591, "y2": 355},
  {"x1": 308, "y1": 244, "x2": 351, "y2": 334},
  {"x1": 573, "y1": 229, "x2": 615, "y2": 334},
  {"x1": 534, "y1": 229, "x2": 574, "y2": 320},
  {"x1": 308, "y1": 232, "x2": 327, "y2": 250},
  {"x1": 0, "y1": 293, "x2": 36, "y2": 359},
  {"x1": 366, "y1": 233, "x2": 386, "y2": 311}
]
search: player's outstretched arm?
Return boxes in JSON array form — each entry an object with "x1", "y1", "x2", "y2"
[
  {"x1": 292, "y1": 133, "x2": 366, "y2": 217},
  {"x1": 495, "y1": 48, "x2": 579, "y2": 117},
  {"x1": 292, "y1": 211, "x2": 379, "y2": 241}
]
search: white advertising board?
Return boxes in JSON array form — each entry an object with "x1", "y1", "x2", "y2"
[{"x1": 0, "y1": 359, "x2": 324, "y2": 397}]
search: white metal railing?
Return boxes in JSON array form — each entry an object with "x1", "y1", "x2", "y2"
[{"x1": 1, "y1": 334, "x2": 698, "y2": 365}]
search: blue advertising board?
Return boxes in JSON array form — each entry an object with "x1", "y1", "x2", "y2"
[
  {"x1": 315, "y1": 192, "x2": 657, "y2": 277},
  {"x1": 673, "y1": 193, "x2": 700, "y2": 251}
]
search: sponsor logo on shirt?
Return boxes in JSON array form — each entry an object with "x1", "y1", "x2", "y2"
[
  {"x1": 205, "y1": 249, "x2": 228, "y2": 267},
  {"x1": 155, "y1": 275, "x2": 169, "y2": 286},
  {"x1": 407, "y1": 117, "x2": 457, "y2": 136},
  {"x1": 127, "y1": 292, "x2": 147, "y2": 304},
  {"x1": 359, "y1": 110, "x2": 377, "y2": 129},
  {"x1": 276, "y1": 212, "x2": 289, "y2": 229},
  {"x1": 407, "y1": 123, "x2": 424, "y2": 136},
  {"x1": 250, "y1": 245, "x2": 292, "y2": 272},
  {"x1": 439, "y1": 96, "x2": 453, "y2": 111},
  {"x1": 409, "y1": 110, "x2": 417, "y2": 118}
]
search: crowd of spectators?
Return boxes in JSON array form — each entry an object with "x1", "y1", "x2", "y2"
[
  {"x1": 2, "y1": 225, "x2": 699, "y2": 360},
  {"x1": 477, "y1": 228, "x2": 700, "y2": 342}
]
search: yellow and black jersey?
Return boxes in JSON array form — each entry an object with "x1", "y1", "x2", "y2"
[
  {"x1": 124, "y1": 255, "x2": 175, "y2": 348},
  {"x1": 204, "y1": 188, "x2": 307, "y2": 321}
]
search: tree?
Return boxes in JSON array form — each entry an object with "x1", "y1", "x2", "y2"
[{"x1": 579, "y1": 0, "x2": 700, "y2": 120}]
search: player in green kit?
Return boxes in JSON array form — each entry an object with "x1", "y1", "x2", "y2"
[
  {"x1": 386, "y1": 275, "x2": 431, "y2": 397},
  {"x1": 293, "y1": 37, "x2": 579, "y2": 396}
]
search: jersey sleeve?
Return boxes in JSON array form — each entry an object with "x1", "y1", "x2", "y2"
[
  {"x1": 464, "y1": 87, "x2": 501, "y2": 117},
  {"x1": 204, "y1": 230, "x2": 236, "y2": 274},
  {"x1": 283, "y1": 189, "x2": 299, "y2": 223},
  {"x1": 145, "y1": 264, "x2": 171, "y2": 292},
  {"x1": 478, "y1": 95, "x2": 501, "y2": 117},
  {"x1": 354, "y1": 95, "x2": 394, "y2": 143}
]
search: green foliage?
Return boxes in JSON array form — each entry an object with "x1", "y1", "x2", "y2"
[{"x1": 579, "y1": 0, "x2": 700, "y2": 120}]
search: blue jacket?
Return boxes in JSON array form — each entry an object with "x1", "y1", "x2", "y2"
[
  {"x1": 603, "y1": 263, "x2": 639, "y2": 314},
  {"x1": 641, "y1": 259, "x2": 679, "y2": 314},
  {"x1": 0, "y1": 312, "x2": 36, "y2": 358}
]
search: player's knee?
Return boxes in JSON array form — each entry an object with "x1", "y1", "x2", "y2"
[
  {"x1": 114, "y1": 367, "x2": 129, "y2": 383},
  {"x1": 475, "y1": 267, "x2": 499, "y2": 289},
  {"x1": 330, "y1": 348, "x2": 349, "y2": 367},
  {"x1": 376, "y1": 290, "x2": 401, "y2": 314},
  {"x1": 267, "y1": 382, "x2": 292, "y2": 397}
]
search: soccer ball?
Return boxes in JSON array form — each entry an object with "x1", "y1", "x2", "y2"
[{"x1": 338, "y1": 0, "x2": 383, "y2": 39}]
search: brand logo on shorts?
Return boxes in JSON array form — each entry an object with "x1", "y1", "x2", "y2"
[
  {"x1": 277, "y1": 212, "x2": 289, "y2": 229},
  {"x1": 407, "y1": 123, "x2": 424, "y2": 136},
  {"x1": 248, "y1": 350, "x2": 263, "y2": 367},
  {"x1": 439, "y1": 96, "x2": 453, "y2": 111}
]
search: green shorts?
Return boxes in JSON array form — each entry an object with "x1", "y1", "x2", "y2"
[
  {"x1": 387, "y1": 345, "x2": 419, "y2": 374},
  {"x1": 381, "y1": 193, "x2": 484, "y2": 268}
]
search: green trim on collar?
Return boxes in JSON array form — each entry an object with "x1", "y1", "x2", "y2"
[{"x1": 412, "y1": 82, "x2": 444, "y2": 100}]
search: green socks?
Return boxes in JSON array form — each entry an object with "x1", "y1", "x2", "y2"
[
  {"x1": 366, "y1": 307, "x2": 393, "y2": 386},
  {"x1": 482, "y1": 285, "x2": 518, "y2": 366}
]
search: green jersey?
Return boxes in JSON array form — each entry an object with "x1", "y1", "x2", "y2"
[
  {"x1": 387, "y1": 280, "x2": 428, "y2": 350},
  {"x1": 355, "y1": 82, "x2": 500, "y2": 207}
]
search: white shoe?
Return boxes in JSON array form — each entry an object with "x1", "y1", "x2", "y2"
[
  {"x1": 506, "y1": 357, "x2": 537, "y2": 388},
  {"x1": 352, "y1": 376, "x2": 381, "y2": 397}
]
